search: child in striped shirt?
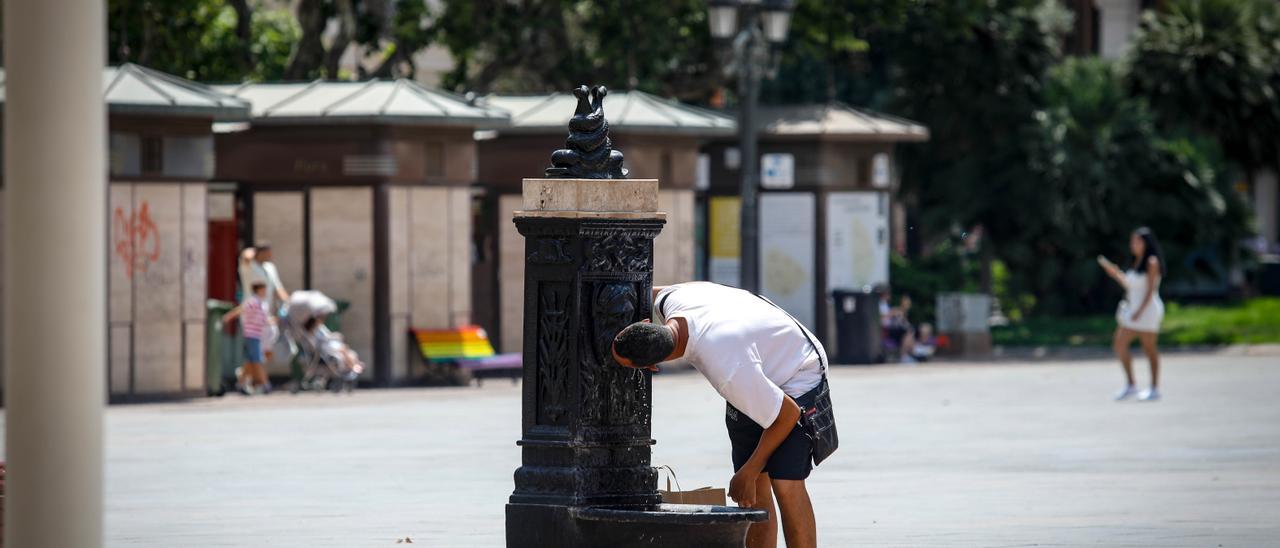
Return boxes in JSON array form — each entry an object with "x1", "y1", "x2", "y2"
[{"x1": 223, "y1": 282, "x2": 271, "y2": 394}]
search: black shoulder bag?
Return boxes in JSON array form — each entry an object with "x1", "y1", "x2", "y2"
[{"x1": 754, "y1": 294, "x2": 839, "y2": 466}]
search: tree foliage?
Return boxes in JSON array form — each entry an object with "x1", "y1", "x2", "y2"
[
  {"x1": 108, "y1": 0, "x2": 298, "y2": 82},
  {"x1": 430, "y1": 0, "x2": 718, "y2": 99},
  {"x1": 762, "y1": 0, "x2": 910, "y2": 107},
  {"x1": 885, "y1": 0, "x2": 1070, "y2": 282},
  {"x1": 1128, "y1": 0, "x2": 1280, "y2": 178},
  {"x1": 1025, "y1": 58, "x2": 1250, "y2": 312}
]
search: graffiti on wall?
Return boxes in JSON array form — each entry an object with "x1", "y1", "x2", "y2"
[{"x1": 114, "y1": 201, "x2": 160, "y2": 278}]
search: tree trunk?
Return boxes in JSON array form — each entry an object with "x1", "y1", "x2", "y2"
[
  {"x1": 368, "y1": 49, "x2": 404, "y2": 79},
  {"x1": 825, "y1": 0, "x2": 836, "y2": 103},
  {"x1": 285, "y1": 0, "x2": 328, "y2": 80},
  {"x1": 228, "y1": 0, "x2": 254, "y2": 73},
  {"x1": 325, "y1": 0, "x2": 357, "y2": 79},
  {"x1": 980, "y1": 238, "x2": 995, "y2": 295}
]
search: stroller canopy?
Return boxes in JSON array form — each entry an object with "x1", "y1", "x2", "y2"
[{"x1": 286, "y1": 290, "x2": 337, "y2": 324}]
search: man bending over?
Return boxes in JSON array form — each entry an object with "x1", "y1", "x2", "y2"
[{"x1": 612, "y1": 282, "x2": 830, "y2": 548}]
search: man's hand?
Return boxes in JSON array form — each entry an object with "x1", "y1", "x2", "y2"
[
  {"x1": 729, "y1": 467, "x2": 758, "y2": 507},
  {"x1": 729, "y1": 395, "x2": 801, "y2": 508}
]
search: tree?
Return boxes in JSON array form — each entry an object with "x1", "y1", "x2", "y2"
[
  {"x1": 762, "y1": 0, "x2": 911, "y2": 107},
  {"x1": 107, "y1": 0, "x2": 299, "y2": 82},
  {"x1": 283, "y1": 0, "x2": 331, "y2": 80},
  {"x1": 1128, "y1": 0, "x2": 1280, "y2": 184},
  {"x1": 884, "y1": 0, "x2": 1071, "y2": 290},
  {"x1": 108, "y1": 0, "x2": 236, "y2": 80},
  {"x1": 1025, "y1": 58, "x2": 1250, "y2": 312},
  {"x1": 431, "y1": 1, "x2": 719, "y2": 100}
]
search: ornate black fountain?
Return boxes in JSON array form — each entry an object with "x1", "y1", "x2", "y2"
[{"x1": 505, "y1": 85, "x2": 765, "y2": 547}]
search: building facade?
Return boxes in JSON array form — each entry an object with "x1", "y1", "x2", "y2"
[
  {"x1": 702, "y1": 103, "x2": 928, "y2": 349},
  {"x1": 215, "y1": 80, "x2": 508, "y2": 385},
  {"x1": 1, "y1": 64, "x2": 251, "y2": 401}
]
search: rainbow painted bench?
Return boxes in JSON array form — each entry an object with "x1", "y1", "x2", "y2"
[{"x1": 411, "y1": 326, "x2": 522, "y2": 386}]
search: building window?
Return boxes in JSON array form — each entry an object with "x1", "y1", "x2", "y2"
[
  {"x1": 109, "y1": 132, "x2": 142, "y2": 177},
  {"x1": 142, "y1": 136, "x2": 163, "y2": 175},
  {"x1": 162, "y1": 135, "x2": 214, "y2": 178},
  {"x1": 424, "y1": 142, "x2": 445, "y2": 177}
]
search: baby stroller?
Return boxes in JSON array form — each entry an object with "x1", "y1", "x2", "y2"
[{"x1": 283, "y1": 290, "x2": 360, "y2": 393}]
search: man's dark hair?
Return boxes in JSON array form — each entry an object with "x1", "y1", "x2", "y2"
[
  {"x1": 250, "y1": 282, "x2": 267, "y2": 292},
  {"x1": 612, "y1": 322, "x2": 675, "y2": 368},
  {"x1": 254, "y1": 240, "x2": 272, "y2": 253}
]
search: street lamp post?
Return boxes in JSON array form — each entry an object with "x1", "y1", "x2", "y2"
[{"x1": 709, "y1": 0, "x2": 794, "y2": 294}]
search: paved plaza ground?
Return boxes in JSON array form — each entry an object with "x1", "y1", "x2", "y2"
[{"x1": 3, "y1": 352, "x2": 1279, "y2": 547}]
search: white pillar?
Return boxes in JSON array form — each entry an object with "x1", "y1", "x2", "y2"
[
  {"x1": 1257, "y1": 170, "x2": 1279, "y2": 252},
  {"x1": 1095, "y1": 0, "x2": 1141, "y2": 59},
  {"x1": 3, "y1": 1, "x2": 106, "y2": 547}
]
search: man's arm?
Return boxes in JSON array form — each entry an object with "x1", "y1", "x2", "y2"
[
  {"x1": 728, "y1": 396, "x2": 802, "y2": 507},
  {"x1": 266, "y1": 264, "x2": 289, "y2": 304}
]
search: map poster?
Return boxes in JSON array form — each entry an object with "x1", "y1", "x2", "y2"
[
  {"x1": 708, "y1": 196, "x2": 741, "y2": 287},
  {"x1": 826, "y1": 191, "x2": 889, "y2": 291},
  {"x1": 760, "y1": 193, "x2": 816, "y2": 329}
]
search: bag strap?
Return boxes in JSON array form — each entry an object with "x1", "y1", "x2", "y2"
[{"x1": 753, "y1": 293, "x2": 827, "y2": 373}]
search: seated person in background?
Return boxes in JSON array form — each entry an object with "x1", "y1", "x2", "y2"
[
  {"x1": 877, "y1": 286, "x2": 893, "y2": 326},
  {"x1": 911, "y1": 323, "x2": 937, "y2": 362},
  {"x1": 885, "y1": 295, "x2": 918, "y2": 363}
]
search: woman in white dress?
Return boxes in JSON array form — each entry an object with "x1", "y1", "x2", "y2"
[{"x1": 1097, "y1": 228, "x2": 1165, "y2": 401}]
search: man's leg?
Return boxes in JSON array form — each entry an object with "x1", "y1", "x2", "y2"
[
  {"x1": 771, "y1": 478, "x2": 816, "y2": 548},
  {"x1": 745, "y1": 472, "x2": 777, "y2": 548}
]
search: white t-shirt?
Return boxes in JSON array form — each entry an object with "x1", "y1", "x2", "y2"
[
  {"x1": 240, "y1": 259, "x2": 285, "y2": 312},
  {"x1": 656, "y1": 282, "x2": 825, "y2": 428}
]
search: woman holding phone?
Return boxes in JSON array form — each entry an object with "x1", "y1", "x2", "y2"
[{"x1": 1097, "y1": 227, "x2": 1165, "y2": 401}]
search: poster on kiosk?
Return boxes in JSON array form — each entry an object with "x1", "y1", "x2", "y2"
[
  {"x1": 826, "y1": 191, "x2": 890, "y2": 292},
  {"x1": 760, "y1": 193, "x2": 816, "y2": 330}
]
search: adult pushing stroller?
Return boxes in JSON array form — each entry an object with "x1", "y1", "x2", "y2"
[{"x1": 283, "y1": 290, "x2": 363, "y2": 393}]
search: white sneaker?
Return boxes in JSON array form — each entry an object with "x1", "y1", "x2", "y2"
[
  {"x1": 1114, "y1": 385, "x2": 1138, "y2": 401},
  {"x1": 1137, "y1": 387, "x2": 1161, "y2": 401}
]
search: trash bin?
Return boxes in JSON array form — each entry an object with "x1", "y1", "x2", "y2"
[
  {"x1": 323, "y1": 299, "x2": 351, "y2": 332},
  {"x1": 831, "y1": 288, "x2": 882, "y2": 365},
  {"x1": 1260, "y1": 256, "x2": 1280, "y2": 296},
  {"x1": 206, "y1": 299, "x2": 239, "y2": 396}
]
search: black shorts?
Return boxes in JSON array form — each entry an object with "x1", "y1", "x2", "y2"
[{"x1": 725, "y1": 391, "x2": 816, "y2": 481}]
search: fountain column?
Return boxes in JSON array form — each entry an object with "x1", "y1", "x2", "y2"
[
  {"x1": 505, "y1": 85, "x2": 763, "y2": 548},
  {"x1": 504, "y1": 176, "x2": 666, "y2": 537}
]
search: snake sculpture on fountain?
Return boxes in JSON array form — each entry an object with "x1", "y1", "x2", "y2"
[{"x1": 546, "y1": 85, "x2": 628, "y2": 179}]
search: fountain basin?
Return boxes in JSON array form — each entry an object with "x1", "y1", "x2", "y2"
[{"x1": 570, "y1": 504, "x2": 767, "y2": 547}]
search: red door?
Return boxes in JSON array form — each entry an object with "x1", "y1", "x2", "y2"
[{"x1": 208, "y1": 219, "x2": 239, "y2": 303}]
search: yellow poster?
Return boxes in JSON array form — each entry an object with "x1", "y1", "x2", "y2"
[
  {"x1": 709, "y1": 197, "x2": 741, "y2": 258},
  {"x1": 708, "y1": 197, "x2": 741, "y2": 286}
]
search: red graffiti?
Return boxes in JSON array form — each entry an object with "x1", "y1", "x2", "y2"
[{"x1": 114, "y1": 201, "x2": 160, "y2": 278}]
